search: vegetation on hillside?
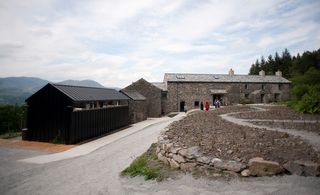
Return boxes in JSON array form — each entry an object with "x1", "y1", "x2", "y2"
[
  {"x1": 0, "y1": 104, "x2": 26, "y2": 136},
  {"x1": 249, "y1": 48, "x2": 320, "y2": 113}
]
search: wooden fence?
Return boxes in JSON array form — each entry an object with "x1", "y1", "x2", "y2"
[
  {"x1": 26, "y1": 106, "x2": 129, "y2": 144},
  {"x1": 68, "y1": 106, "x2": 129, "y2": 144}
]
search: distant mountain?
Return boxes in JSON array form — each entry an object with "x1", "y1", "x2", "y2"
[
  {"x1": 58, "y1": 80, "x2": 104, "y2": 88},
  {"x1": 0, "y1": 77, "x2": 49, "y2": 105},
  {"x1": 0, "y1": 77, "x2": 117, "y2": 105}
]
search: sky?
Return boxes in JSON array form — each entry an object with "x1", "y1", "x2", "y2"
[{"x1": 0, "y1": 0, "x2": 319, "y2": 88}]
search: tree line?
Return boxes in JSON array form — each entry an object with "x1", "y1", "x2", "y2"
[
  {"x1": 249, "y1": 48, "x2": 320, "y2": 113},
  {"x1": 0, "y1": 105, "x2": 27, "y2": 135}
]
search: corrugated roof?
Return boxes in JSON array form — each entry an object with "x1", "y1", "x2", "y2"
[
  {"x1": 52, "y1": 83, "x2": 129, "y2": 101},
  {"x1": 152, "y1": 82, "x2": 167, "y2": 91},
  {"x1": 164, "y1": 73, "x2": 291, "y2": 83},
  {"x1": 121, "y1": 89, "x2": 146, "y2": 101}
]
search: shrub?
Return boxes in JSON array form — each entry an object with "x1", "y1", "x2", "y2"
[{"x1": 289, "y1": 85, "x2": 320, "y2": 113}]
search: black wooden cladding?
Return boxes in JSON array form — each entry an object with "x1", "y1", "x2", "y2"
[
  {"x1": 69, "y1": 106, "x2": 129, "y2": 144},
  {"x1": 25, "y1": 83, "x2": 129, "y2": 144},
  {"x1": 27, "y1": 106, "x2": 129, "y2": 144}
]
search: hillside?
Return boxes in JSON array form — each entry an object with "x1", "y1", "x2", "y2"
[
  {"x1": 58, "y1": 80, "x2": 104, "y2": 88},
  {"x1": 0, "y1": 77, "x2": 49, "y2": 105},
  {"x1": 0, "y1": 77, "x2": 111, "y2": 105}
]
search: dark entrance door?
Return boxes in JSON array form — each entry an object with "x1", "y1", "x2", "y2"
[
  {"x1": 180, "y1": 101, "x2": 185, "y2": 112},
  {"x1": 261, "y1": 94, "x2": 265, "y2": 103},
  {"x1": 213, "y1": 95, "x2": 223, "y2": 105}
]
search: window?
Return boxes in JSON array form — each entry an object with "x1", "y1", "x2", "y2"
[
  {"x1": 244, "y1": 84, "x2": 248, "y2": 90},
  {"x1": 278, "y1": 84, "x2": 282, "y2": 90},
  {"x1": 245, "y1": 93, "x2": 249, "y2": 99},
  {"x1": 262, "y1": 84, "x2": 265, "y2": 90},
  {"x1": 194, "y1": 101, "x2": 199, "y2": 108},
  {"x1": 274, "y1": 93, "x2": 280, "y2": 101},
  {"x1": 161, "y1": 92, "x2": 167, "y2": 99}
]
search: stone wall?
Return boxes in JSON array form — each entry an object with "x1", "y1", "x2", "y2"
[
  {"x1": 128, "y1": 100, "x2": 147, "y2": 124},
  {"x1": 165, "y1": 82, "x2": 291, "y2": 113},
  {"x1": 156, "y1": 129, "x2": 319, "y2": 177},
  {"x1": 123, "y1": 78, "x2": 162, "y2": 117}
]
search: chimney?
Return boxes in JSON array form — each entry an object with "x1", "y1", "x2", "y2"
[
  {"x1": 259, "y1": 70, "x2": 265, "y2": 76},
  {"x1": 228, "y1": 68, "x2": 234, "y2": 76},
  {"x1": 275, "y1": 70, "x2": 282, "y2": 77}
]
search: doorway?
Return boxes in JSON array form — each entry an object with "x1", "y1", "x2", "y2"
[
  {"x1": 179, "y1": 101, "x2": 185, "y2": 112},
  {"x1": 261, "y1": 94, "x2": 265, "y2": 103},
  {"x1": 212, "y1": 95, "x2": 223, "y2": 105}
]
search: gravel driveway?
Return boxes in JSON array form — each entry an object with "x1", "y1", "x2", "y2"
[{"x1": 1, "y1": 113, "x2": 319, "y2": 195}]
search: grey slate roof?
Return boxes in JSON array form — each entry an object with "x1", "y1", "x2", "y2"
[
  {"x1": 151, "y1": 82, "x2": 167, "y2": 91},
  {"x1": 121, "y1": 89, "x2": 146, "y2": 101},
  {"x1": 164, "y1": 73, "x2": 291, "y2": 84},
  {"x1": 52, "y1": 83, "x2": 129, "y2": 102}
]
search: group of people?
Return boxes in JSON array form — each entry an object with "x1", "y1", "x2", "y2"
[{"x1": 200, "y1": 98, "x2": 222, "y2": 111}]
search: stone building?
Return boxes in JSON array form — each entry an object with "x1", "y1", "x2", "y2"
[
  {"x1": 124, "y1": 69, "x2": 291, "y2": 117},
  {"x1": 163, "y1": 69, "x2": 291, "y2": 113},
  {"x1": 122, "y1": 78, "x2": 162, "y2": 117},
  {"x1": 121, "y1": 89, "x2": 147, "y2": 124}
]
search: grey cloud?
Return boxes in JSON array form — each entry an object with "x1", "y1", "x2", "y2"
[{"x1": 0, "y1": 40, "x2": 24, "y2": 58}]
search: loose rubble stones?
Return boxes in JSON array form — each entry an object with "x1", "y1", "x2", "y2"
[{"x1": 156, "y1": 106, "x2": 320, "y2": 177}]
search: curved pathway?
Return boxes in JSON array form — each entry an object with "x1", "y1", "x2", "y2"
[{"x1": 220, "y1": 106, "x2": 320, "y2": 151}]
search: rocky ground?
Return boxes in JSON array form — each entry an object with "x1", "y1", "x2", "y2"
[
  {"x1": 165, "y1": 106, "x2": 320, "y2": 165},
  {"x1": 232, "y1": 105, "x2": 320, "y2": 120},
  {"x1": 249, "y1": 121, "x2": 320, "y2": 135}
]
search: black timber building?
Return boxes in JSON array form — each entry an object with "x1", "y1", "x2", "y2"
[{"x1": 25, "y1": 83, "x2": 129, "y2": 144}]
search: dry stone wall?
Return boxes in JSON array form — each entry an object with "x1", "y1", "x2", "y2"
[{"x1": 156, "y1": 128, "x2": 320, "y2": 177}]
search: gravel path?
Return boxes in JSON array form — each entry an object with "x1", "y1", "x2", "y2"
[
  {"x1": 1, "y1": 115, "x2": 185, "y2": 195},
  {"x1": 1, "y1": 109, "x2": 320, "y2": 195},
  {"x1": 220, "y1": 106, "x2": 320, "y2": 151}
]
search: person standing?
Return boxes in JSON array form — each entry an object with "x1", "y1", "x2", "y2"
[
  {"x1": 205, "y1": 102, "x2": 209, "y2": 111},
  {"x1": 200, "y1": 101, "x2": 204, "y2": 110}
]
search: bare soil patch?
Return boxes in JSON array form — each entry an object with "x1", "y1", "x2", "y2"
[
  {"x1": 250, "y1": 121, "x2": 320, "y2": 135},
  {"x1": 233, "y1": 105, "x2": 320, "y2": 120},
  {"x1": 0, "y1": 139, "x2": 75, "y2": 153},
  {"x1": 165, "y1": 106, "x2": 320, "y2": 165}
]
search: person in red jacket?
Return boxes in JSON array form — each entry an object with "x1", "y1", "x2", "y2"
[{"x1": 205, "y1": 102, "x2": 209, "y2": 111}]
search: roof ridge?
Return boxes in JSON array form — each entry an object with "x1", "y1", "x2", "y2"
[{"x1": 51, "y1": 83, "x2": 113, "y2": 90}]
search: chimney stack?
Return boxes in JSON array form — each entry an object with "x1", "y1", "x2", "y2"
[
  {"x1": 275, "y1": 70, "x2": 282, "y2": 77},
  {"x1": 228, "y1": 68, "x2": 234, "y2": 76},
  {"x1": 259, "y1": 70, "x2": 265, "y2": 76}
]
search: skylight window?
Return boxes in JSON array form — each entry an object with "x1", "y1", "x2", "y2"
[
  {"x1": 213, "y1": 75, "x2": 219, "y2": 79},
  {"x1": 176, "y1": 75, "x2": 185, "y2": 79}
]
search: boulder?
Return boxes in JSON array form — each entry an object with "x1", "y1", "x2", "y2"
[
  {"x1": 170, "y1": 147, "x2": 181, "y2": 154},
  {"x1": 211, "y1": 158, "x2": 222, "y2": 164},
  {"x1": 283, "y1": 160, "x2": 320, "y2": 176},
  {"x1": 164, "y1": 143, "x2": 174, "y2": 152},
  {"x1": 197, "y1": 156, "x2": 211, "y2": 165},
  {"x1": 178, "y1": 146, "x2": 201, "y2": 159},
  {"x1": 173, "y1": 154, "x2": 186, "y2": 163},
  {"x1": 213, "y1": 160, "x2": 246, "y2": 173},
  {"x1": 180, "y1": 163, "x2": 197, "y2": 172},
  {"x1": 157, "y1": 153, "x2": 169, "y2": 165},
  {"x1": 249, "y1": 157, "x2": 284, "y2": 176},
  {"x1": 156, "y1": 146, "x2": 160, "y2": 154},
  {"x1": 168, "y1": 159, "x2": 180, "y2": 169},
  {"x1": 241, "y1": 169, "x2": 251, "y2": 177}
]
